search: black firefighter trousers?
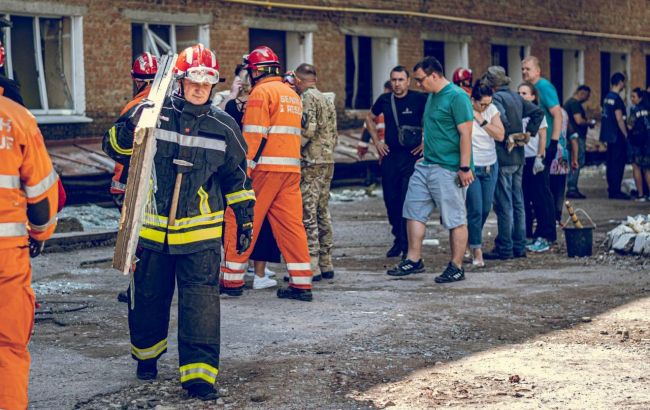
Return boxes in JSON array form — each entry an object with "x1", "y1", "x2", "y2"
[
  {"x1": 381, "y1": 150, "x2": 418, "y2": 253},
  {"x1": 128, "y1": 247, "x2": 221, "y2": 389}
]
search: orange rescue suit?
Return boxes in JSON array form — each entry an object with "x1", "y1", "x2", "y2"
[
  {"x1": 0, "y1": 95, "x2": 59, "y2": 410},
  {"x1": 110, "y1": 86, "x2": 151, "y2": 195},
  {"x1": 222, "y1": 76, "x2": 313, "y2": 290}
]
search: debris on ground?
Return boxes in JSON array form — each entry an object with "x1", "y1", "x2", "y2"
[
  {"x1": 57, "y1": 204, "x2": 121, "y2": 231},
  {"x1": 330, "y1": 187, "x2": 382, "y2": 203},
  {"x1": 606, "y1": 214, "x2": 650, "y2": 255}
]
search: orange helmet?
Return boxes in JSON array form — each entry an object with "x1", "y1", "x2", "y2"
[
  {"x1": 175, "y1": 44, "x2": 220, "y2": 84},
  {"x1": 131, "y1": 52, "x2": 158, "y2": 81},
  {"x1": 452, "y1": 67, "x2": 473, "y2": 85}
]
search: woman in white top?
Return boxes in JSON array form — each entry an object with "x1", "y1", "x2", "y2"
[
  {"x1": 518, "y1": 82, "x2": 557, "y2": 253},
  {"x1": 466, "y1": 82, "x2": 505, "y2": 267}
]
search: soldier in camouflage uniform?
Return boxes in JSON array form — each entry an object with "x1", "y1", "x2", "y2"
[{"x1": 295, "y1": 63, "x2": 338, "y2": 281}]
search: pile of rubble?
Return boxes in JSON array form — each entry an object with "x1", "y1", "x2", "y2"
[{"x1": 606, "y1": 215, "x2": 650, "y2": 255}]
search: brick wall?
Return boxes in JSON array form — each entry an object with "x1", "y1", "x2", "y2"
[{"x1": 12, "y1": 0, "x2": 649, "y2": 140}]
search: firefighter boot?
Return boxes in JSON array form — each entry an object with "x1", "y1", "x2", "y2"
[
  {"x1": 277, "y1": 286, "x2": 313, "y2": 302},
  {"x1": 136, "y1": 360, "x2": 158, "y2": 380},
  {"x1": 187, "y1": 383, "x2": 218, "y2": 401}
]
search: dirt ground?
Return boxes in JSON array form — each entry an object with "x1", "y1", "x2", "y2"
[{"x1": 28, "y1": 168, "x2": 650, "y2": 409}]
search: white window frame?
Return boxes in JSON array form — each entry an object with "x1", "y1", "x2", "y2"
[
  {"x1": 133, "y1": 22, "x2": 210, "y2": 56},
  {"x1": 2, "y1": 13, "x2": 89, "y2": 124}
]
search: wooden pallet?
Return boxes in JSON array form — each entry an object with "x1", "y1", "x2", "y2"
[{"x1": 112, "y1": 53, "x2": 178, "y2": 275}]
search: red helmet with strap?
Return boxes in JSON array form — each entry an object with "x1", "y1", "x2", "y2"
[
  {"x1": 244, "y1": 46, "x2": 280, "y2": 71},
  {"x1": 0, "y1": 17, "x2": 12, "y2": 68},
  {"x1": 131, "y1": 52, "x2": 158, "y2": 81},
  {"x1": 175, "y1": 44, "x2": 220, "y2": 85},
  {"x1": 452, "y1": 67, "x2": 472, "y2": 85}
]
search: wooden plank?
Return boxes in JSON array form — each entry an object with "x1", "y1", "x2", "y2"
[{"x1": 112, "y1": 53, "x2": 178, "y2": 275}]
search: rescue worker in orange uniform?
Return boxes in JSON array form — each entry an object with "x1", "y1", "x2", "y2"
[
  {"x1": 0, "y1": 30, "x2": 59, "y2": 407},
  {"x1": 110, "y1": 52, "x2": 159, "y2": 209},
  {"x1": 221, "y1": 46, "x2": 314, "y2": 302}
]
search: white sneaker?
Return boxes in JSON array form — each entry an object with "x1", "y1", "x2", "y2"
[
  {"x1": 264, "y1": 266, "x2": 276, "y2": 277},
  {"x1": 245, "y1": 266, "x2": 255, "y2": 277},
  {"x1": 253, "y1": 275, "x2": 277, "y2": 290}
]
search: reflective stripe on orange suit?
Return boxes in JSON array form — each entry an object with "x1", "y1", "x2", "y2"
[
  {"x1": 222, "y1": 77, "x2": 312, "y2": 290},
  {"x1": 0, "y1": 95, "x2": 58, "y2": 410},
  {"x1": 110, "y1": 86, "x2": 151, "y2": 194}
]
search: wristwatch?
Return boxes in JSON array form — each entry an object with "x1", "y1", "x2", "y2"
[
  {"x1": 459, "y1": 166, "x2": 471, "y2": 173},
  {"x1": 480, "y1": 119, "x2": 488, "y2": 127}
]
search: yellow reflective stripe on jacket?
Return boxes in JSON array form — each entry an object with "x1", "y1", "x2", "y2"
[
  {"x1": 198, "y1": 187, "x2": 212, "y2": 215},
  {"x1": 140, "y1": 212, "x2": 224, "y2": 244},
  {"x1": 170, "y1": 211, "x2": 223, "y2": 229},
  {"x1": 140, "y1": 226, "x2": 166, "y2": 243},
  {"x1": 109, "y1": 126, "x2": 133, "y2": 156},
  {"x1": 131, "y1": 339, "x2": 168, "y2": 360},
  {"x1": 167, "y1": 226, "x2": 222, "y2": 245},
  {"x1": 179, "y1": 362, "x2": 219, "y2": 384},
  {"x1": 225, "y1": 189, "x2": 255, "y2": 206}
]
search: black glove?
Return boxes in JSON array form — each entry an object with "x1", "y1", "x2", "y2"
[
  {"x1": 237, "y1": 222, "x2": 253, "y2": 254},
  {"x1": 545, "y1": 139, "x2": 558, "y2": 166},
  {"x1": 233, "y1": 203, "x2": 254, "y2": 254},
  {"x1": 29, "y1": 237, "x2": 44, "y2": 258},
  {"x1": 127, "y1": 99, "x2": 155, "y2": 129}
]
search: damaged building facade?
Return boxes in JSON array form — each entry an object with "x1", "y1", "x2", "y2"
[{"x1": 1, "y1": 0, "x2": 649, "y2": 141}]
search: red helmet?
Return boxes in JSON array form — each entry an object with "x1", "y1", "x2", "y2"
[
  {"x1": 244, "y1": 46, "x2": 280, "y2": 71},
  {"x1": 0, "y1": 18, "x2": 12, "y2": 68},
  {"x1": 175, "y1": 44, "x2": 220, "y2": 85},
  {"x1": 452, "y1": 67, "x2": 473, "y2": 85},
  {"x1": 131, "y1": 52, "x2": 158, "y2": 81}
]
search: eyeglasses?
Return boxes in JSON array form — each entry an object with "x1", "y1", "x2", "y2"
[
  {"x1": 185, "y1": 66, "x2": 220, "y2": 85},
  {"x1": 414, "y1": 73, "x2": 431, "y2": 84}
]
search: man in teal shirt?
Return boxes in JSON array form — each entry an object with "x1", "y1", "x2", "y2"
[
  {"x1": 387, "y1": 56, "x2": 474, "y2": 283},
  {"x1": 522, "y1": 56, "x2": 562, "y2": 164}
]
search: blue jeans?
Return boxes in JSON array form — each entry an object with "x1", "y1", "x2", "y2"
[
  {"x1": 567, "y1": 138, "x2": 586, "y2": 193},
  {"x1": 493, "y1": 164, "x2": 526, "y2": 256},
  {"x1": 466, "y1": 163, "x2": 499, "y2": 248}
]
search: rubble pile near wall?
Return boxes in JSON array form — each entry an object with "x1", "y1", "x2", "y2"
[{"x1": 606, "y1": 215, "x2": 650, "y2": 255}]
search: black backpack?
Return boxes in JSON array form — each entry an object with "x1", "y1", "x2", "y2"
[{"x1": 629, "y1": 109, "x2": 650, "y2": 147}]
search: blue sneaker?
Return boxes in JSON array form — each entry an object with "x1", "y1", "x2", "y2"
[{"x1": 526, "y1": 237, "x2": 550, "y2": 253}]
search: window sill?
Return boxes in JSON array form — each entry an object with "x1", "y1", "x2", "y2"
[{"x1": 35, "y1": 115, "x2": 94, "y2": 125}]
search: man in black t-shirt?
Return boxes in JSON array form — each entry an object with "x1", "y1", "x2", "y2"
[
  {"x1": 366, "y1": 65, "x2": 428, "y2": 258},
  {"x1": 564, "y1": 85, "x2": 594, "y2": 199},
  {"x1": 600, "y1": 72, "x2": 629, "y2": 199}
]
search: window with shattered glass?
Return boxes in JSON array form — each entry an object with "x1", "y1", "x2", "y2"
[{"x1": 3, "y1": 14, "x2": 82, "y2": 116}]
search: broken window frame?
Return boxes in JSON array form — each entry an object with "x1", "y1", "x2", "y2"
[
  {"x1": 2, "y1": 13, "x2": 86, "y2": 120},
  {"x1": 131, "y1": 22, "x2": 210, "y2": 58}
]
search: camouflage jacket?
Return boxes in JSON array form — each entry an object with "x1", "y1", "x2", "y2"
[{"x1": 300, "y1": 86, "x2": 338, "y2": 165}]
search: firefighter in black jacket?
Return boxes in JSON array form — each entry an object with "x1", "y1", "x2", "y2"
[{"x1": 103, "y1": 44, "x2": 255, "y2": 401}]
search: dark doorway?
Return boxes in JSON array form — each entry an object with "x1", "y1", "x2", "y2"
[
  {"x1": 423, "y1": 40, "x2": 445, "y2": 72},
  {"x1": 249, "y1": 28, "x2": 287, "y2": 72},
  {"x1": 491, "y1": 44, "x2": 508, "y2": 73},
  {"x1": 345, "y1": 35, "x2": 373, "y2": 109}
]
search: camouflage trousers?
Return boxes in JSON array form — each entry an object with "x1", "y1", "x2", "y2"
[{"x1": 300, "y1": 164, "x2": 335, "y2": 275}]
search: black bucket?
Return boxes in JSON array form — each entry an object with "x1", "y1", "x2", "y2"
[{"x1": 563, "y1": 226, "x2": 593, "y2": 257}]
